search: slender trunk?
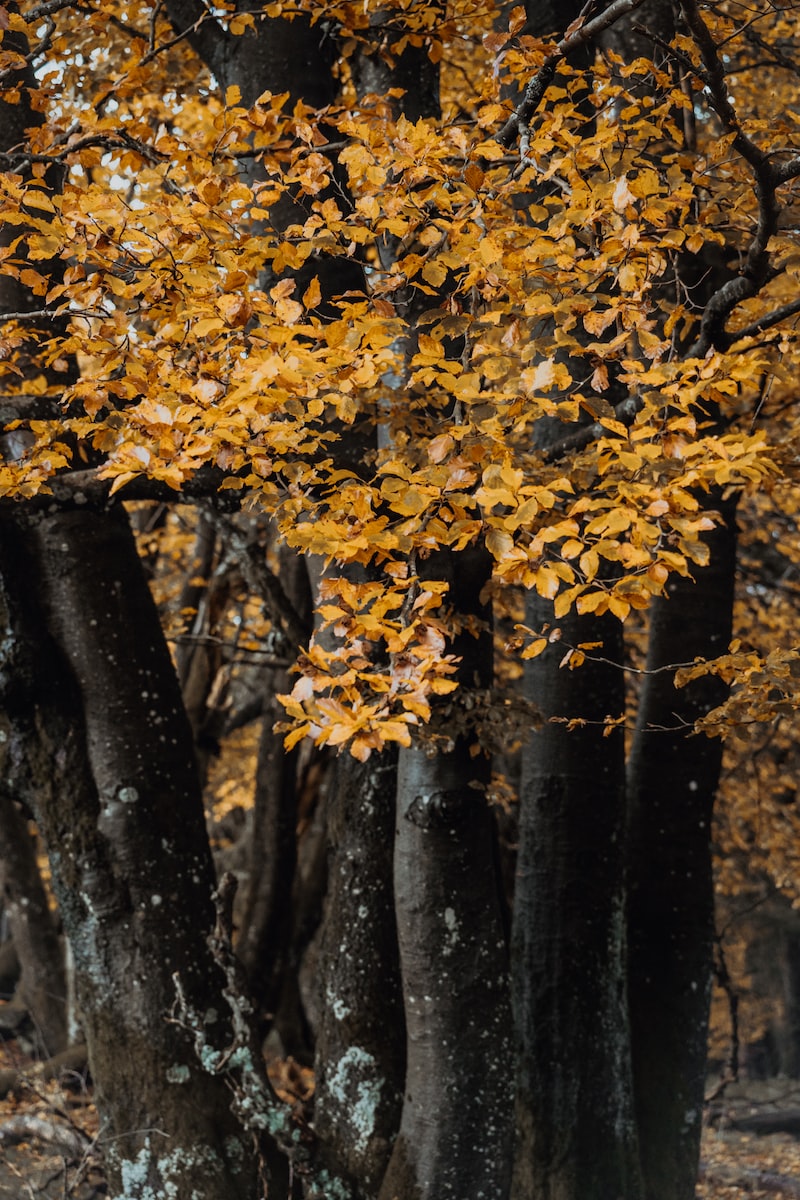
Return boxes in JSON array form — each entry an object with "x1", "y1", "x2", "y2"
[
  {"x1": 0, "y1": 789, "x2": 67, "y2": 1056},
  {"x1": 512, "y1": 599, "x2": 641, "y2": 1200},
  {"x1": 239, "y1": 695, "x2": 299, "y2": 1008},
  {"x1": 626, "y1": 499, "x2": 738, "y2": 1200},
  {"x1": 380, "y1": 547, "x2": 513, "y2": 1200},
  {"x1": 174, "y1": 513, "x2": 227, "y2": 781},
  {"x1": 239, "y1": 543, "x2": 312, "y2": 1016},
  {"x1": 0, "y1": 508, "x2": 271, "y2": 1200}
]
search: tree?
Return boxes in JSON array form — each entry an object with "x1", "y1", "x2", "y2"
[{"x1": 1, "y1": 1, "x2": 800, "y2": 1199}]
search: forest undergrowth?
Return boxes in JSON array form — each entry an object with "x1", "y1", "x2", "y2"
[{"x1": 0, "y1": 1037, "x2": 800, "y2": 1198}]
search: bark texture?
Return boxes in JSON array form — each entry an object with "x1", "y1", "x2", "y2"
[
  {"x1": 0, "y1": 508, "x2": 268, "y2": 1200},
  {"x1": 380, "y1": 548, "x2": 513, "y2": 1200},
  {"x1": 512, "y1": 600, "x2": 641, "y2": 1200},
  {"x1": 626, "y1": 501, "x2": 738, "y2": 1200},
  {"x1": 313, "y1": 751, "x2": 405, "y2": 1198}
]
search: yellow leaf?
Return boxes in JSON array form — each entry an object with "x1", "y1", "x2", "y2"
[
  {"x1": 350, "y1": 737, "x2": 374, "y2": 762},
  {"x1": 27, "y1": 232, "x2": 62, "y2": 259},
  {"x1": 217, "y1": 293, "x2": 251, "y2": 327},
  {"x1": 465, "y1": 161, "x2": 484, "y2": 191},
  {"x1": 508, "y1": 4, "x2": 527, "y2": 33},
  {"x1": 194, "y1": 317, "x2": 225, "y2": 337},
  {"x1": 613, "y1": 175, "x2": 637, "y2": 213},
  {"x1": 381, "y1": 720, "x2": 413, "y2": 746},
  {"x1": 608, "y1": 596, "x2": 631, "y2": 620},
  {"x1": 229, "y1": 12, "x2": 254, "y2": 34},
  {"x1": 24, "y1": 190, "x2": 56, "y2": 212},
  {"x1": 577, "y1": 591, "x2": 605, "y2": 615},
  {"x1": 303, "y1": 276, "x2": 322, "y2": 309},
  {"x1": 428, "y1": 434, "x2": 454, "y2": 464},
  {"x1": 590, "y1": 363, "x2": 609, "y2": 393},
  {"x1": 283, "y1": 724, "x2": 310, "y2": 751},
  {"x1": 486, "y1": 528, "x2": 514, "y2": 562}
]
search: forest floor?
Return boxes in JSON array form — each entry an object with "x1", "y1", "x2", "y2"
[
  {"x1": 0, "y1": 1039, "x2": 800, "y2": 1197},
  {"x1": 0, "y1": 1035, "x2": 100, "y2": 1198},
  {"x1": 700, "y1": 1078, "x2": 800, "y2": 1197},
  {"x1": 700, "y1": 1131, "x2": 800, "y2": 1197}
]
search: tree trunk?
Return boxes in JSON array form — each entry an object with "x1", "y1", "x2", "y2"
[
  {"x1": 313, "y1": 749, "x2": 405, "y2": 1198},
  {"x1": 626, "y1": 500, "x2": 738, "y2": 1200},
  {"x1": 512, "y1": 599, "x2": 641, "y2": 1200},
  {"x1": 238, "y1": 698, "x2": 300, "y2": 1011},
  {"x1": 0, "y1": 508, "x2": 272, "y2": 1200},
  {"x1": 239, "y1": 541, "x2": 312, "y2": 1020},
  {"x1": 379, "y1": 547, "x2": 513, "y2": 1200},
  {"x1": 0, "y1": 789, "x2": 67, "y2": 1057}
]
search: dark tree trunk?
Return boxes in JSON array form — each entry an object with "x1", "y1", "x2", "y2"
[
  {"x1": 174, "y1": 511, "x2": 227, "y2": 782},
  {"x1": 0, "y1": 938, "x2": 20, "y2": 998},
  {"x1": 238, "y1": 700, "x2": 300, "y2": 1009},
  {"x1": 299, "y1": 550, "x2": 404, "y2": 1195},
  {"x1": 781, "y1": 929, "x2": 800, "y2": 1079},
  {"x1": 0, "y1": 789, "x2": 67, "y2": 1056},
  {"x1": 626, "y1": 500, "x2": 738, "y2": 1200},
  {"x1": 0, "y1": 42, "x2": 267, "y2": 1194},
  {"x1": 239, "y1": 542, "x2": 313, "y2": 1018},
  {"x1": 512, "y1": 599, "x2": 641, "y2": 1200},
  {"x1": 379, "y1": 547, "x2": 513, "y2": 1200},
  {"x1": 313, "y1": 750, "x2": 405, "y2": 1198},
  {"x1": 0, "y1": 508, "x2": 271, "y2": 1200}
]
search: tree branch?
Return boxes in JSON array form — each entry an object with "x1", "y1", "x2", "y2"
[
  {"x1": 679, "y1": 0, "x2": 786, "y2": 356},
  {"x1": 541, "y1": 394, "x2": 643, "y2": 463},
  {"x1": 25, "y1": 0, "x2": 80, "y2": 20},
  {"x1": 213, "y1": 515, "x2": 311, "y2": 653},
  {"x1": 728, "y1": 296, "x2": 800, "y2": 346},
  {"x1": 0, "y1": 394, "x2": 63, "y2": 422},
  {"x1": 0, "y1": 466, "x2": 242, "y2": 511},
  {"x1": 497, "y1": 0, "x2": 650, "y2": 148}
]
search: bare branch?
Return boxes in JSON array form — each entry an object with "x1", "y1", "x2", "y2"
[
  {"x1": 0, "y1": 308, "x2": 105, "y2": 323},
  {"x1": 25, "y1": 0, "x2": 79, "y2": 19},
  {"x1": 679, "y1": 0, "x2": 787, "y2": 356},
  {"x1": 738, "y1": 18, "x2": 800, "y2": 80},
  {"x1": 213, "y1": 515, "x2": 311, "y2": 652},
  {"x1": 497, "y1": 0, "x2": 650, "y2": 148},
  {"x1": 728, "y1": 296, "x2": 800, "y2": 346},
  {"x1": 771, "y1": 155, "x2": 800, "y2": 186},
  {"x1": 0, "y1": 129, "x2": 169, "y2": 170}
]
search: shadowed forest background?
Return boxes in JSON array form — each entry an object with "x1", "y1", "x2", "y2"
[{"x1": 1, "y1": 0, "x2": 800, "y2": 1197}]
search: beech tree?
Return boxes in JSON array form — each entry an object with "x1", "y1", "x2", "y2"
[{"x1": 1, "y1": 1, "x2": 800, "y2": 1199}]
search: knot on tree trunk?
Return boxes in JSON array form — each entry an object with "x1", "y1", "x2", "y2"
[{"x1": 404, "y1": 788, "x2": 473, "y2": 829}]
